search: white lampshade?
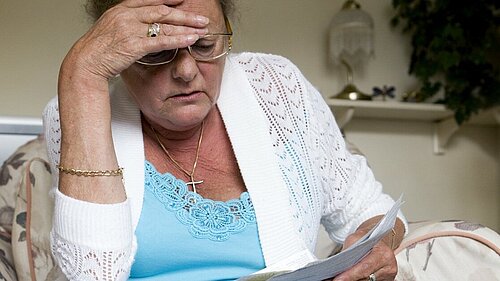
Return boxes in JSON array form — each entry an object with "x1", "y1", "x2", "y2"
[{"x1": 329, "y1": 0, "x2": 374, "y2": 65}]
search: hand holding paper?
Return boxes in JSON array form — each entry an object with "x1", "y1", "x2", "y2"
[{"x1": 238, "y1": 196, "x2": 404, "y2": 281}]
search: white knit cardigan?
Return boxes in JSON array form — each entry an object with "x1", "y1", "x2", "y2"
[{"x1": 43, "y1": 52, "x2": 406, "y2": 280}]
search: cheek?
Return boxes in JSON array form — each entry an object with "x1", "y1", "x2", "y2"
[
  {"x1": 200, "y1": 63, "x2": 225, "y2": 102},
  {"x1": 121, "y1": 67, "x2": 146, "y2": 96},
  {"x1": 120, "y1": 68, "x2": 159, "y2": 107}
]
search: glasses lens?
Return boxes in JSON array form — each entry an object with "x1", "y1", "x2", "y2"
[
  {"x1": 138, "y1": 50, "x2": 176, "y2": 65},
  {"x1": 190, "y1": 35, "x2": 230, "y2": 61},
  {"x1": 136, "y1": 34, "x2": 231, "y2": 65}
]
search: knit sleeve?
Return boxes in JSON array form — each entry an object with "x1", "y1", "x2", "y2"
[
  {"x1": 43, "y1": 98, "x2": 136, "y2": 280},
  {"x1": 304, "y1": 81, "x2": 408, "y2": 243},
  {"x1": 232, "y1": 52, "x2": 407, "y2": 247}
]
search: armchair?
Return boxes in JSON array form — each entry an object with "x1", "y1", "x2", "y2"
[{"x1": 1, "y1": 136, "x2": 499, "y2": 280}]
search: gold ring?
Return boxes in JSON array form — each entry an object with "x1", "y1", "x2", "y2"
[{"x1": 147, "y1": 23, "x2": 160, "y2": 37}]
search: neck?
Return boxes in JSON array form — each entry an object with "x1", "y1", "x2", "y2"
[
  {"x1": 146, "y1": 117, "x2": 206, "y2": 194},
  {"x1": 141, "y1": 110, "x2": 215, "y2": 145}
]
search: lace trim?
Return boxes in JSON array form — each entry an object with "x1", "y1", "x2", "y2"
[
  {"x1": 145, "y1": 161, "x2": 256, "y2": 242},
  {"x1": 51, "y1": 232, "x2": 132, "y2": 281}
]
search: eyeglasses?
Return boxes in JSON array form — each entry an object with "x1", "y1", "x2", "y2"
[{"x1": 137, "y1": 16, "x2": 233, "y2": 66}]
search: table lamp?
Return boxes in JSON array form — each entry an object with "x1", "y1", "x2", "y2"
[{"x1": 329, "y1": 0, "x2": 374, "y2": 100}]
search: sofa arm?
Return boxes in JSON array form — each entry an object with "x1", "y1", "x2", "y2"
[
  {"x1": 395, "y1": 220, "x2": 500, "y2": 280},
  {"x1": 0, "y1": 135, "x2": 56, "y2": 281}
]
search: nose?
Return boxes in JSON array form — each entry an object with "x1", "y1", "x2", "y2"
[{"x1": 171, "y1": 49, "x2": 198, "y2": 82}]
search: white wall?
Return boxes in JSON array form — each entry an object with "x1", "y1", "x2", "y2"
[
  {"x1": 0, "y1": 0, "x2": 89, "y2": 117},
  {"x1": 0, "y1": 0, "x2": 498, "y2": 231}
]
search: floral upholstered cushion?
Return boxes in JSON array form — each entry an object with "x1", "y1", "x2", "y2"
[
  {"x1": 395, "y1": 220, "x2": 500, "y2": 281},
  {"x1": 0, "y1": 135, "x2": 56, "y2": 281},
  {"x1": 0, "y1": 137, "x2": 46, "y2": 281}
]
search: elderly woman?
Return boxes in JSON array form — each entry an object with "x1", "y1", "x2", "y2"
[{"x1": 43, "y1": 0, "x2": 407, "y2": 280}]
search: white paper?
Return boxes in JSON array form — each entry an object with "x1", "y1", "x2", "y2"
[
  {"x1": 238, "y1": 196, "x2": 403, "y2": 281},
  {"x1": 254, "y1": 250, "x2": 317, "y2": 274}
]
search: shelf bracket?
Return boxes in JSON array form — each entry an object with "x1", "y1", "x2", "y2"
[
  {"x1": 333, "y1": 107, "x2": 355, "y2": 129},
  {"x1": 433, "y1": 117, "x2": 459, "y2": 155}
]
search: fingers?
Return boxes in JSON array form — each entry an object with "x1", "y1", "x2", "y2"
[
  {"x1": 341, "y1": 229, "x2": 369, "y2": 251},
  {"x1": 133, "y1": 4, "x2": 209, "y2": 27},
  {"x1": 109, "y1": 3, "x2": 209, "y2": 40},
  {"x1": 155, "y1": 24, "x2": 207, "y2": 37},
  {"x1": 100, "y1": 2, "x2": 209, "y2": 53},
  {"x1": 333, "y1": 243, "x2": 397, "y2": 281},
  {"x1": 128, "y1": 4, "x2": 209, "y2": 57},
  {"x1": 123, "y1": 22, "x2": 206, "y2": 41},
  {"x1": 118, "y1": 0, "x2": 209, "y2": 28},
  {"x1": 67, "y1": 0, "x2": 210, "y2": 78},
  {"x1": 142, "y1": 33, "x2": 200, "y2": 55},
  {"x1": 135, "y1": 21, "x2": 208, "y2": 55},
  {"x1": 121, "y1": 0, "x2": 183, "y2": 9}
]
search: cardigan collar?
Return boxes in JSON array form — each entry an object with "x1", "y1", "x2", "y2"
[{"x1": 109, "y1": 54, "x2": 311, "y2": 267}]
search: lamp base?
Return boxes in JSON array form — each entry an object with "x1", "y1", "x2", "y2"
[{"x1": 332, "y1": 84, "x2": 372, "y2": 101}]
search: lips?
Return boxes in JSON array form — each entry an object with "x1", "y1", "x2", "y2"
[
  {"x1": 168, "y1": 91, "x2": 203, "y2": 101},
  {"x1": 172, "y1": 91, "x2": 199, "y2": 97},
  {"x1": 173, "y1": 93, "x2": 192, "y2": 97}
]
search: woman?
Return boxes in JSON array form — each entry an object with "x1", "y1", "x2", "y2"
[{"x1": 43, "y1": 0, "x2": 407, "y2": 280}]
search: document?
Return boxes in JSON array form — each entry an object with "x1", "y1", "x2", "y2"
[{"x1": 238, "y1": 196, "x2": 404, "y2": 281}]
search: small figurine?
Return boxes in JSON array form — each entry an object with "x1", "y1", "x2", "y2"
[
  {"x1": 372, "y1": 85, "x2": 395, "y2": 101},
  {"x1": 402, "y1": 90, "x2": 426, "y2": 103}
]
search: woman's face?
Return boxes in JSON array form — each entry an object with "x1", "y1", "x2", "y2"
[{"x1": 121, "y1": 0, "x2": 226, "y2": 131}]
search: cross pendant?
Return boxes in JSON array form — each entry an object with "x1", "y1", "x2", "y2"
[{"x1": 186, "y1": 179, "x2": 204, "y2": 194}]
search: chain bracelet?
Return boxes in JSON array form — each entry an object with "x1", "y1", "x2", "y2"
[{"x1": 57, "y1": 165, "x2": 123, "y2": 177}]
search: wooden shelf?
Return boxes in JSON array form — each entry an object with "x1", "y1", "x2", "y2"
[
  {"x1": 326, "y1": 99, "x2": 500, "y2": 155},
  {"x1": 327, "y1": 99, "x2": 453, "y2": 126}
]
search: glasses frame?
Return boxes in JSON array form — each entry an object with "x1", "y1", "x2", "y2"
[{"x1": 137, "y1": 15, "x2": 233, "y2": 66}]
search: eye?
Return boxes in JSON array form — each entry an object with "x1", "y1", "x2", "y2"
[
  {"x1": 139, "y1": 50, "x2": 176, "y2": 64},
  {"x1": 191, "y1": 38, "x2": 218, "y2": 56}
]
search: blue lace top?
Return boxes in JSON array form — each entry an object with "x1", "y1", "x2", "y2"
[{"x1": 129, "y1": 161, "x2": 266, "y2": 280}]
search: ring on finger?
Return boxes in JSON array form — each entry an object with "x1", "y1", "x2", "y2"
[
  {"x1": 367, "y1": 273, "x2": 377, "y2": 281},
  {"x1": 147, "y1": 23, "x2": 160, "y2": 37}
]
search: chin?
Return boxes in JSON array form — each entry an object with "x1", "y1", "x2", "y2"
[{"x1": 167, "y1": 107, "x2": 212, "y2": 129}]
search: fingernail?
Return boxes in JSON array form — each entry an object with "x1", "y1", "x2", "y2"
[
  {"x1": 196, "y1": 28, "x2": 208, "y2": 35},
  {"x1": 186, "y1": 34, "x2": 199, "y2": 42},
  {"x1": 196, "y1": 16, "x2": 209, "y2": 25}
]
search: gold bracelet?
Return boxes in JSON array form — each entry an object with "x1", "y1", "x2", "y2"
[{"x1": 57, "y1": 165, "x2": 123, "y2": 177}]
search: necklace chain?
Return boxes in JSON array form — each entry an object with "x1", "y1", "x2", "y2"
[{"x1": 150, "y1": 121, "x2": 205, "y2": 193}]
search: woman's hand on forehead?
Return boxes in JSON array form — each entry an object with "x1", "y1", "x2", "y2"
[{"x1": 63, "y1": 0, "x2": 209, "y2": 80}]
